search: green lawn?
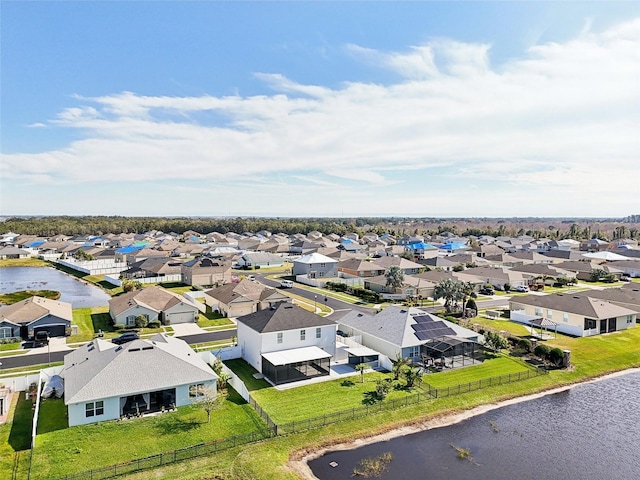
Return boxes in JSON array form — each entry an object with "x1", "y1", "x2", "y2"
[
  {"x1": 30, "y1": 387, "x2": 267, "y2": 479},
  {"x1": 70, "y1": 307, "x2": 113, "y2": 342},
  {"x1": 197, "y1": 310, "x2": 234, "y2": 328},
  {"x1": 0, "y1": 362, "x2": 64, "y2": 376},
  {"x1": 423, "y1": 356, "x2": 530, "y2": 389},
  {"x1": 0, "y1": 342, "x2": 22, "y2": 352},
  {"x1": 0, "y1": 393, "x2": 32, "y2": 480},
  {"x1": 0, "y1": 258, "x2": 48, "y2": 267},
  {"x1": 157, "y1": 282, "x2": 194, "y2": 295},
  {"x1": 0, "y1": 289, "x2": 61, "y2": 305},
  {"x1": 472, "y1": 317, "x2": 532, "y2": 337}
]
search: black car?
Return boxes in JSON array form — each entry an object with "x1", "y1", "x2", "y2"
[
  {"x1": 34, "y1": 331, "x2": 50, "y2": 347},
  {"x1": 479, "y1": 287, "x2": 495, "y2": 295},
  {"x1": 112, "y1": 331, "x2": 140, "y2": 345}
]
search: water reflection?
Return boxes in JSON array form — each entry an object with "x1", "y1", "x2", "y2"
[
  {"x1": 0, "y1": 267, "x2": 111, "y2": 308},
  {"x1": 309, "y1": 372, "x2": 640, "y2": 480}
]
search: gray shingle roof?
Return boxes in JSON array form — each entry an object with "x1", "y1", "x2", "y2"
[
  {"x1": 64, "y1": 334, "x2": 217, "y2": 405},
  {"x1": 510, "y1": 293, "x2": 637, "y2": 319},
  {"x1": 237, "y1": 302, "x2": 335, "y2": 333}
]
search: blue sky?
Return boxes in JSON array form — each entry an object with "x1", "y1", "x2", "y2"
[{"x1": 1, "y1": 1, "x2": 638, "y2": 218}]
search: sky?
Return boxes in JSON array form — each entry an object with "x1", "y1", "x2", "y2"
[{"x1": 1, "y1": 1, "x2": 639, "y2": 218}]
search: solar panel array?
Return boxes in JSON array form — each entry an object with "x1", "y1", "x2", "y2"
[{"x1": 411, "y1": 315, "x2": 456, "y2": 341}]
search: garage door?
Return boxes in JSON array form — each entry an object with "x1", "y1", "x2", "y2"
[
  {"x1": 34, "y1": 324, "x2": 67, "y2": 338},
  {"x1": 166, "y1": 311, "x2": 196, "y2": 324}
]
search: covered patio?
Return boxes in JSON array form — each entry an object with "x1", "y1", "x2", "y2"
[
  {"x1": 420, "y1": 335, "x2": 482, "y2": 370},
  {"x1": 262, "y1": 346, "x2": 332, "y2": 385},
  {"x1": 120, "y1": 388, "x2": 177, "y2": 417}
]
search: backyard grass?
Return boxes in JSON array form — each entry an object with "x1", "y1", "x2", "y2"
[
  {"x1": 157, "y1": 282, "x2": 195, "y2": 295},
  {"x1": 0, "y1": 362, "x2": 64, "y2": 376},
  {"x1": 30, "y1": 387, "x2": 267, "y2": 479},
  {"x1": 472, "y1": 317, "x2": 533, "y2": 337},
  {"x1": 0, "y1": 393, "x2": 32, "y2": 480},
  {"x1": 37, "y1": 397, "x2": 68, "y2": 434},
  {"x1": 423, "y1": 356, "x2": 530, "y2": 389},
  {"x1": 0, "y1": 289, "x2": 61, "y2": 305}
]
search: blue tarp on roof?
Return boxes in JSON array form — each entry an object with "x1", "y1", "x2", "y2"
[
  {"x1": 407, "y1": 241, "x2": 435, "y2": 250},
  {"x1": 25, "y1": 240, "x2": 46, "y2": 248},
  {"x1": 116, "y1": 245, "x2": 144, "y2": 254},
  {"x1": 341, "y1": 239, "x2": 353, "y2": 245},
  {"x1": 133, "y1": 241, "x2": 150, "y2": 247}
]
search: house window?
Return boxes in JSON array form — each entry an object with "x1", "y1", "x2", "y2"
[
  {"x1": 409, "y1": 346, "x2": 420, "y2": 358},
  {"x1": 318, "y1": 271, "x2": 325, "y2": 277},
  {"x1": 547, "y1": 310, "x2": 553, "y2": 319},
  {"x1": 0, "y1": 327, "x2": 12, "y2": 339},
  {"x1": 277, "y1": 332, "x2": 283, "y2": 344},
  {"x1": 320, "y1": 263, "x2": 326, "y2": 268},
  {"x1": 189, "y1": 383, "x2": 205, "y2": 398},
  {"x1": 534, "y1": 308, "x2": 542, "y2": 316},
  {"x1": 300, "y1": 329, "x2": 306, "y2": 341},
  {"x1": 627, "y1": 315, "x2": 634, "y2": 325},
  {"x1": 316, "y1": 327, "x2": 321, "y2": 339},
  {"x1": 126, "y1": 315, "x2": 135, "y2": 326},
  {"x1": 85, "y1": 401, "x2": 104, "y2": 418},
  {"x1": 584, "y1": 319, "x2": 597, "y2": 330},
  {"x1": 563, "y1": 313, "x2": 569, "y2": 323}
]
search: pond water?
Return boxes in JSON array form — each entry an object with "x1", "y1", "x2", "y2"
[
  {"x1": 0, "y1": 267, "x2": 111, "y2": 308},
  {"x1": 309, "y1": 371, "x2": 640, "y2": 480}
]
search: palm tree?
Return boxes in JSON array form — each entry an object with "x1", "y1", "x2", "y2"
[
  {"x1": 385, "y1": 266, "x2": 405, "y2": 292},
  {"x1": 391, "y1": 354, "x2": 411, "y2": 380},
  {"x1": 355, "y1": 363, "x2": 368, "y2": 383},
  {"x1": 460, "y1": 281, "x2": 476, "y2": 317},
  {"x1": 433, "y1": 278, "x2": 463, "y2": 313},
  {"x1": 403, "y1": 367, "x2": 423, "y2": 389}
]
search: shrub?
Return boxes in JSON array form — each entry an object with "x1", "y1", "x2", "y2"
[
  {"x1": 518, "y1": 338, "x2": 532, "y2": 352},
  {"x1": 113, "y1": 324, "x2": 125, "y2": 331},
  {"x1": 534, "y1": 344, "x2": 550, "y2": 359},
  {"x1": 549, "y1": 347, "x2": 564, "y2": 366},
  {"x1": 147, "y1": 321, "x2": 161, "y2": 329},
  {"x1": 134, "y1": 315, "x2": 149, "y2": 329},
  {"x1": 503, "y1": 283, "x2": 511, "y2": 292}
]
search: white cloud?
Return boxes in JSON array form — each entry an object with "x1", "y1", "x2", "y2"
[{"x1": 2, "y1": 19, "x2": 639, "y2": 216}]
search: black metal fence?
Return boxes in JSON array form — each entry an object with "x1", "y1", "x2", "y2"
[
  {"x1": 424, "y1": 366, "x2": 548, "y2": 398},
  {"x1": 56, "y1": 365, "x2": 547, "y2": 479}
]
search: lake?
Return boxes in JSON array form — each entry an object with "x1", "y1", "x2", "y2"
[
  {"x1": 309, "y1": 371, "x2": 640, "y2": 480},
  {"x1": 0, "y1": 267, "x2": 111, "y2": 308}
]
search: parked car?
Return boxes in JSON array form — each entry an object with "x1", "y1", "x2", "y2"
[
  {"x1": 479, "y1": 287, "x2": 495, "y2": 295},
  {"x1": 34, "y1": 331, "x2": 49, "y2": 347},
  {"x1": 280, "y1": 280, "x2": 294, "y2": 288},
  {"x1": 514, "y1": 285, "x2": 529, "y2": 292},
  {"x1": 247, "y1": 275, "x2": 256, "y2": 281},
  {"x1": 112, "y1": 331, "x2": 140, "y2": 345}
]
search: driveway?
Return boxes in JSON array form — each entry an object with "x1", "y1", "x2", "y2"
[{"x1": 170, "y1": 323, "x2": 207, "y2": 337}]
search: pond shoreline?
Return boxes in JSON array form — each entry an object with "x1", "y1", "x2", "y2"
[{"x1": 289, "y1": 367, "x2": 640, "y2": 480}]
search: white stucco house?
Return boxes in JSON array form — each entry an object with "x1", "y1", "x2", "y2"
[
  {"x1": 510, "y1": 293, "x2": 637, "y2": 337},
  {"x1": 63, "y1": 333, "x2": 217, "y2": 426},
  {"x1": 236, "y1": 302, "x2": 337, "y2": 385}
]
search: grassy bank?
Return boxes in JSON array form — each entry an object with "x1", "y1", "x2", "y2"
[
  {"x1": 0, "y1": 289, "x2": 61, "y2": 305},
  {"x1": 0, "y1": 258, "x2": 48, "y2": 267}
]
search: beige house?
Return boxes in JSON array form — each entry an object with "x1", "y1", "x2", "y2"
[
  {"x1": 109, "y1": 286, "x2": 199, "y2": 326},
  {"x1": 510, "y1": 292, "x2": 637, "y2": 337},
  {"x1": 203, "y1": 280, "x2": 290, "y2": 318},
  {"x1": 181, "y1": 258, "x2": 232, "y2": 287}
]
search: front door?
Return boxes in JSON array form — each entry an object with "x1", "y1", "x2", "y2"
[{"x1": 599, "y1": 319, "x2": 607, "y2": 334}]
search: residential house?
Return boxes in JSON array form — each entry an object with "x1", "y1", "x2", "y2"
[
  {"x1": 337, "y1": 258, "x2": 386, "y2": 278},
  {"x1": 363, "y1": 275, "x2": 435, "y2": 300},
  {"x1": 372, "y1": 256, "x2": 423, "y2": 276},
  {"x1": 337, "y1": 306, "x2": 482, "y2": 362},
  {"x1": 120, "y1": 257, "x2": 184, "y2": 281},
  {"x1": 181, "y1": 258, "x2": 232, "y2": 287},
  {"x1": 570, "y1": 284, "x2": 640, "y2": 314},
  {"x1": 63, "y1": 333, "x2": 217, "y2": 426},
  {"x1": 235, "y1": 252, "x2": 285, "y2": 269},
  {"x1": 109, "y1": 286, "x2": 200, "y2": 326},
  {"x1": 236, "y1": 302, "x2": 337, "y2": 385},
  {"x1": 606, "y1": 260, "x2": 640, "y2": 278},
  {"x1": 203, "y1": 280, "x2": 290, "y2": 318},
  {"x1": 292, "y1": 252, "x2": 338, "y2": 278},
  {"x1": 0, "y1": 246, "x2": 30, "y2": 259},
  {"x1": 509, "y1": 293, "x2": 637, "y2": 337},
  {"x1": 0, "y1": 296, "x2": 72, "y2": 340},
  {"x1": 454, "y1": 266, "x2": 528, "y2": 289}
]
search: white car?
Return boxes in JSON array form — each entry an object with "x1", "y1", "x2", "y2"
[
  {"x1": 515, "y1": 285, "x2": 529, "y2": 292},
  {"x1": 280, "y1": 280, "x2": 294, "y2": 288}
]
